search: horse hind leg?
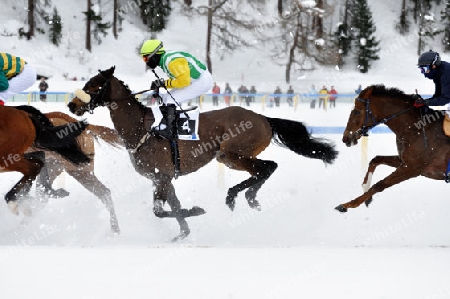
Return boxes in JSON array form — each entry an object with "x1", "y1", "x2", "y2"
[
  {"x1": 36, "y1": 156, "x2": 70, "y2": 200},
  {"x1": 222, "y1": 155, "x2": 278, "y2": 211},
  {"x1": 5, "y1": 152, "x2": 44, "y2": 215}
]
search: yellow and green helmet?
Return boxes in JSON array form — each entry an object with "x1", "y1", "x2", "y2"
[{"x1": 140, "y1": 40, "x2": 165, "y2": 57}]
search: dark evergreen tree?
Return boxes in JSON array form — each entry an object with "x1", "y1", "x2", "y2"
[
  {"x1": 136, "y1": 0, "x2": 171, "y2": 33},
  {"x1": 396, "y1": 0, "x2": 410, "y2": 34},
  {"x1": 352, "y1": 0, "x2": 380, "y2": 73},
  {"x1": 49, "y1": 7, "x2": 62, "y2": 46},
  {"x1": 442, "y1": 0, "x2": 450, "y2": 52},
  {"x1": 83, "y1": 4, "x2": 111, "y2": 46}
]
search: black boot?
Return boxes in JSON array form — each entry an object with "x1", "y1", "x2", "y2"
[{"x1": 157, "y1": 104, "x2": 177, "y2": 140}]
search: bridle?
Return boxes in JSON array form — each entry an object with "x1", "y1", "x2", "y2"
[
  {"x1": 81, "y1": 71, "x2": 112, "y2": 114},
  {"x1": 354, "y1": 97, "x2": 413, "y2": 137}
]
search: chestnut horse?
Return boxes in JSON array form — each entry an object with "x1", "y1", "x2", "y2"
[
  {"x1": 337, "y1": 84, "x2": 450, "y2": 212},
  {"x1": 34, "y1": 111, "x2": 124, "y2": 233},
  {"x1": 0, "y1": 105, "x2": 89, "y2": 214},
  {"x1": 68, "y1": 67, "x2": 338, "y2": 241}
]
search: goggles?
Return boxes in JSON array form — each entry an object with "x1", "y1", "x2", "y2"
[{"x1": 419, "y1": 65, "x2": 430, "y2": 74}]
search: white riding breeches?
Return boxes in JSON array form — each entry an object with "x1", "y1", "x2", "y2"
[
  {"x1": 0, "y1": 64, "x2": 37, "y2": 102},
  {"x1": 161, "y1": 70, "x2": 213, "y2": 105}
]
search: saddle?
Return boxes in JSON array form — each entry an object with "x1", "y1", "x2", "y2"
[{"x1": 143, "y1": 106, "x2": 200, "y2": 179}]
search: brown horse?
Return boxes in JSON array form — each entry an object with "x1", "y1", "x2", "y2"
[
  {"x1": 68, "y1": 66, "x2": 338, "y2": 241},
  {"x1": 0, "y1": 105, "x2": 89, "y2": 214},
  {"x1": 33, "y1": 111, "x2": 124, "y2": 233},
  {"x1": 337, "y1": 84, "x2": 450, "y2": 212}
]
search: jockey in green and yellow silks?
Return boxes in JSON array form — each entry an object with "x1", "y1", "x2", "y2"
[
  {"x1": 0, "y1": 53, "x2": 36, "y2": 105},
  {"x1": 140, "y1": 39, "x2": 213, "y2": 140}
]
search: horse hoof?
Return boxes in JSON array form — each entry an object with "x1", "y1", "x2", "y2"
[
  {"x1": 53, "y1": 188, "x2": 70, "y2": 198},
  {"x1": 189, "y1": 206, "x2": 206, "y2": 217},
  {"x1": 248, "y1": 199, "x2": 261, "y2": 211},
  {"x1": 365, "y1": 197, "x2": 373, "y2": 207},
  {"x1": 7, "y1": 201, "x2": 19, "y2": 215},
  {"x1": 171, "y1": 229, "x2": 190, "y2": 242},
  {"x1": 227, "y1": 202, "x2": 235, "y2": 211},
  {"x1": 111, "y1": 226, "x2": 121, "y2": 235},
  {"x1": 335, "y1": 204, "x2": 348, "y2": 213}
]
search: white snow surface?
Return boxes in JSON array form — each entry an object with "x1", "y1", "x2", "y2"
[{"x1": 1, "y1": 1, "x2": 450, "y2": 298}]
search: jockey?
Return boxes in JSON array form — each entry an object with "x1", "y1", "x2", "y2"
[
  {"x1": 415, "y1": 50, "x2": 450, "y2": 181},
  {"x1": 414, "y1": 50, "x2": 450, "y2": 109},
  {"x1": 140, "y1": 39, "x2": 213, "y2": 139},
  {"x1": 0, "y1": 53, "x2": 36, "y2": 106}
]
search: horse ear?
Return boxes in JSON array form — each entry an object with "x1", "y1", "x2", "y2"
[{"x1": 363, "y1": 85, "x2": 374, "y2": 98}]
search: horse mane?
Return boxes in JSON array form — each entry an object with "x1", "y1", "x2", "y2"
[
  {"x1": 366, "y1": 84, "x2": 414, "y2": 103},
  {"x1": 115, "y1": 76, "x2": 148, "y2": 111}
]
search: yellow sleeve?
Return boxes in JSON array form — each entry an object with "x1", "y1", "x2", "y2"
[{"x1": 165, "y1": 57, "x2": 191, "y2": 88}]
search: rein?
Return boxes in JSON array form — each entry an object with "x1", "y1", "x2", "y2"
[{"x1": 355, "y1": 97, "x2": 414, "y2": 137}]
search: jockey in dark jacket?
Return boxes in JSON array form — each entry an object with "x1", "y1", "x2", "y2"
[
  {"x1": 414, "y1": 50, "x2": 450, "y2": 107},
  {"x1": 415, "y1": 50, "x2": 450, "y2": 182}
]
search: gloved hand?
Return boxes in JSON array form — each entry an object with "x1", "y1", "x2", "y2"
[
  {"x1": 151, "y1": 78, "x2": 165, "y2": 90},
  {"x1": 412, "y1": 93, "x2": 426, "y2": 108}
]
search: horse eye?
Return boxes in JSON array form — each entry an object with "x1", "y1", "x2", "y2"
[{"x1": 352, "y1": 109, "x2": 361, "y2": 115}]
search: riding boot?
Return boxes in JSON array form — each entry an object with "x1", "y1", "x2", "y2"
[{"x1": 157, "y1": 104, "x2": 177, "y2": 140}]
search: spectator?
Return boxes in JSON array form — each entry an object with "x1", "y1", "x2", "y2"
[
  {"x1": 243, "y1": 86, "x2": 250, "y2": 106},
  {"x1": 212, "y1": 82, "x2": 220, "y2": 106},
  {"x1": 274, "y1": 86, "x2": 282, "y2": 107},
  {"x1": 39, "y1": 77, "x2": 49, "y2": 102},
  {"x1": 249, "y1": 85, "x2": 257, "y2": 103},
  {"x1": 286, "y1": 85, "x2": 294, "y2": 107},
  {"x1": 309, "y1": 84, "x2": 318, "y2": 109},
  {"x1": 328, "y1": 85, "x2": 338, "y2": 108},
  {"x1": 355, "y1": 84, "x2": 362, "y2": 94},
  {"x1": 318, "y1": 85, "x2": 328, "y2": 109},
  {"x1": 224, "y1": 83, "x2": 232, "y2": 106},
  {"x1": 238, "y1": 85, "x2": 249, "y2": 106}
]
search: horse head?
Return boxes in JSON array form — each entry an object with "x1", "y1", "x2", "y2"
[
  {"x1": 68, "y1": 66, "x2": 117, "y2": 116},
  {"x1": 342, "y1": 84, "x2": 416, "y2": 147},
  {"x1": 342, "y1": 85, "x2": 376, "y2": 147}
]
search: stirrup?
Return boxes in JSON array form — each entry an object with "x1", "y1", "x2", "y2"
[{"x1": 445, "y1": 173, "x2": 450, "y2": 183}]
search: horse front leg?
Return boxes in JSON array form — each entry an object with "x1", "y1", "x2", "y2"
[
  {"x1": 335, "y1": 165, "x2": 421, "y2": 213},
  {"x1": 69, "y1": 169, "x2": 120, "y2": 234},
  {"x1": 362, "y1": 155, "x2": 402, "y2": 207},
  {"x1": 152, "y1": 176, "x2": 205, "y2": 242}
]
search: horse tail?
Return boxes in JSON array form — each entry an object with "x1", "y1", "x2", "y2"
[
  {"x1": 86, "y1": 124, "x2": 124, "y2": 148},
  {"x1": 28, "y1": 114, "x2": 90, "y2": 165},
  {"x1": 45, "y1": 111, "x2": 123, "y2": 148},
  {"x1": 265, "y1": 117, "x2": 338, "y2": 164}
]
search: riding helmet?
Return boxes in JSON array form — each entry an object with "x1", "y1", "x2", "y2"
[
  {"x1": 140, "y1": 40, "x2": 165, "y2": 58},
  {"x1": 418, "y1": 50, "x2": 441, "y2": 67}
]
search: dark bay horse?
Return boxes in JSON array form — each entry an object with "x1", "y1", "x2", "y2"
[
  {"x1": 0, "y1": 105, "x2": 89, "y2": 214},
  {"x1": 34, "y1": 111, "x2": 124, "y2": 233},
  {"x1": 337, "y1": 84, "x2": 450, "y2": 212},
  {"x1": 68, "y1": 66, "x2": 338, "y2": 241}
]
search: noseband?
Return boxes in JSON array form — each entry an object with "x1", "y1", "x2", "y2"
[{"x1": 355, "y1": 97, "x2": 413, "y2": 137}]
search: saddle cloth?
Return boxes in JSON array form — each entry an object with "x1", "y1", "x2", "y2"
[
  {"x1": 444, "y1": 114, "x2": 450, "y2": 137},
  {"x1": 148, "y1": 106, "x2": 200, "y2": 141}
]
